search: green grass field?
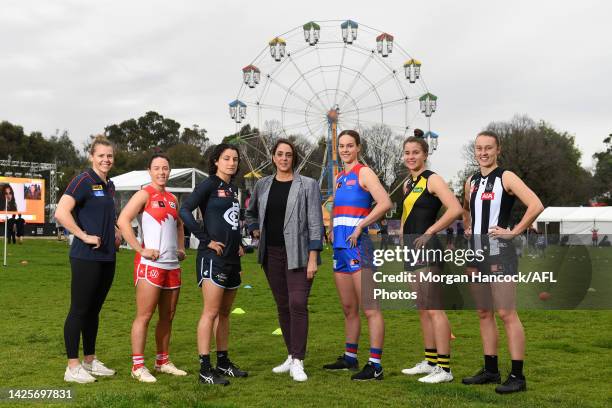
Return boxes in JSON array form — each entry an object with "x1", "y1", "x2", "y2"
[{"x1": 0, "y1": 239, "x2": 611, "y2": 407}]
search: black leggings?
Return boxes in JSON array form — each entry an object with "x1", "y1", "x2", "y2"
[{"x1": 64, "y1": 258, "x2": 115, "y2": 359}]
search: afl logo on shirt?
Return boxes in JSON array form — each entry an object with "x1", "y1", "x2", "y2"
[
  {"x1": 223, "y1": 202, "x2": 240, "y2": 230},
  {"x1": 481, "y1": 192, "x2": 495, "y2": 200}
]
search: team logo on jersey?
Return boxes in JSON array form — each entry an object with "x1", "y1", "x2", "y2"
[
  {"x1": 486, "y1": 182, "x2": 494, "y2": 190},
  {"x1": 413, "y1": 187, "x2": 424, "y2": 193},
  {"x1": 481, "y1": 192, "x2": 495, "y2": 200},
  {"x1": 169, "y1": 201, "x2": 176, "y2": 209},
  {"x1": 350, "y1": 259, "x2": 360, "y2": 266},
  {"x1": 223, "y1": 202, "x2": 240, "y2": 230},
  {"x1": 91, "y1": 184, "x2": 103, "y2": 191}
]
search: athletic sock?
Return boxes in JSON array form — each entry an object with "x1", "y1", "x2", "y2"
[
  {"x1": 484, "y1": 355, "x2": 499, "y2": 373},
  {"x1": 199, "y1": 354, "x2": 211, "y2": 372},
  {"x1": 368, "y1": 348, "x2": 382, "y2": 369},
  {"x1": 437, "y1": 354, "x2": 451, "y2": 372},
  {"x1": 132, "y1": 354, "x2": 145, "y2": 371},
  {"x1": 217, "y1": 350, "x2": 229, "y2": 367},
  {"x1": 511, "y1": 360, "x2": 524, "y2": 378},
  {"x1": 155, "y1": 351, "x2": 169, "y2": 367},
  {"x1": 344, "y1": 343, "x2": 358, "y2": 364},
  {"x1": 425, "y1": 348, "x2": 438, "y2": 366}
]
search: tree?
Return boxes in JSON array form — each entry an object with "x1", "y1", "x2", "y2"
[
  {"x1": 592, "y1": 134, "x2": 612, "y2": 204},
  {"x1": 180, "y1": 124, "x2": 209, "y2": 154},
  {"x1": 104, "y1": 111, "x2": 181, "y2": 152},
  {"x1": 455, "y1": 115, "x2": 595, "y2": 220},
  {"x1": 359, "y1": 124, "x2": 404, "y2": 188}
]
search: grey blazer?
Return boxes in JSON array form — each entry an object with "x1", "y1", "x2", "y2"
[{"x1": 245, "y1": 174, "x2": 323, "y2": 270}]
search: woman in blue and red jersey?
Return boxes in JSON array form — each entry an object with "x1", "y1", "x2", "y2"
[{"x1": 322, "y1": 129, "x2": 392, "y2": 381}]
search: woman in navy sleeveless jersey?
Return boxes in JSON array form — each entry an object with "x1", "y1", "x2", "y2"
[
  {"x1": 461, "y1": 131, "x2": 543, "y2": 394},
  {"x1": 323, "y1": 130, "x2": 392, "y2": 381},
  {"x1": 54, "y1": 135, "x2": 120, "y2": 383}
]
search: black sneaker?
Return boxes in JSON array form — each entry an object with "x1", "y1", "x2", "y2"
[
  {"x1": 199, "y1": 368, "x2": 230, "y2": 385},
  {"x1": 216, "y1": 361, "x2": 248, "y2": 378},
  {"x1": 461, "y1": 368, "x2": 501, "y2": 385},
  {"x1": 495, "y1": 374, "x2": 527, "y2": 394},
  {"x1": 323, "y1": 355, "x2": 359, "y2": 371},
  {"x1": 351, "y1": 362, "x2": 383, "y2": 381}
]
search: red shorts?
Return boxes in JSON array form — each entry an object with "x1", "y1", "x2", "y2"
[{"x1": 134, "y1": 263, "x2": 181, "y2": 289}]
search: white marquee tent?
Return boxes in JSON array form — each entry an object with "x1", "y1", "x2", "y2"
[
  {"x1": 111, "y1": 168, "x2": 208, "y2": 193},
  {"x1": 536, "y1": 207, "x2": 612, "y2": 235}
]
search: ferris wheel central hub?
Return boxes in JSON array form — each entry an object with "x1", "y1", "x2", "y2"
[{"x1": 326, "y1": 108, "x2": 339, "y2": 123}]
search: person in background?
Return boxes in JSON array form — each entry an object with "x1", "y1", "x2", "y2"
[
  {"x1": 16, "y1": 213, "x2": 25, "y2": 244},
  {"x1": 7, "y1": 214, "x2": 16, "y2": 244}
]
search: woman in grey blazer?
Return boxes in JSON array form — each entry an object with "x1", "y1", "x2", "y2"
[{"x1": 245, "y1": 139, "x2": 323, "y2": 382}]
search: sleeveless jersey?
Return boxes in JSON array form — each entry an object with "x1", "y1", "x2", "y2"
[
  {"x1": 332, "y1": 164, "x2": 373, "y2": 249},
  {"x1": 469, "y1": 167, "x2": 515, "y2": 234},
  {"x1": 401, "y1": 170, "x2": 442, "y2": 235},
  {"x1": 136, "y1": 185, "x2": 180, "y2": 269}
]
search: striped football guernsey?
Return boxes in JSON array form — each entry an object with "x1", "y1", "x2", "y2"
[{"x1": 332, "y1": 163, "x2": 373, "y2": 249}]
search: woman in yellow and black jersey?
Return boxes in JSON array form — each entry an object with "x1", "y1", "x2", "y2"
[{"x1": 399, "y1": 136, "x2": 462, "y2": 384}]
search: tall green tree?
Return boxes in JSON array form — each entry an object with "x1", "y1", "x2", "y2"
[{"x1": 592, "y1": 134, "x2": 612, "y2": 204}]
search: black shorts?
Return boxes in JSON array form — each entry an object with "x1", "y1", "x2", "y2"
[
  {"x1": 467, "y1": 236, "x2": 518, "y2": 275},
  {"x1": 196, "y1": 253, "x2": 241, "y2": 289}
]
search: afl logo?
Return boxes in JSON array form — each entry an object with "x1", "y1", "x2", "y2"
[
  {"x1": 223, "y1": 202, "x2": 240, "y2": 230},
  {"x1": 481, "y1": 192, "x2": 495, "y2": 200}
]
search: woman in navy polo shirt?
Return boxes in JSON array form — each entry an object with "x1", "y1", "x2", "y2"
[{"x1": 55, "y1": 135, "x2": 121, "y2": 383}]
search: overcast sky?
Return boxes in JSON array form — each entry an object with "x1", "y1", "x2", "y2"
[{"x1": 1, "y1": 0, "x2": 610, "y2": 182}]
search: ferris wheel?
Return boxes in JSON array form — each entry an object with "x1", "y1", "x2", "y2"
[{"x1": 228, "y1": 19, "x2": 438, "y2": 195}]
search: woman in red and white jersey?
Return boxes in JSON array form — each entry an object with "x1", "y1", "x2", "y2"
[{"x1": 117, "y1": 154, "x2": 187, "y2": 383}]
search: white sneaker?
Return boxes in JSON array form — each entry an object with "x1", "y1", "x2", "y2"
[
  {"x1": 418, "y1": 365, "x2": 453, "y2": 383},
  {"x1": 131, "y1": 366, "x2": 157, "y2": 383},
  {"x1": 272, "y1": 355, "x2": 293, "y2": 374},
  {"x1": 289, "y1": 359, "x2": 307, "y2": 382},
  {"x1": 64, "y1": 365, "x2": 96, "y2": 383},
  {"x1": 402, "y1": 360, "x2": 435, "y2": 375},
  {"x1": 155, "y1": 362, "x2": 187, "y2": 376},
  {"x1": 82, "y1": 359, "x2": 115, "y2": 376}
]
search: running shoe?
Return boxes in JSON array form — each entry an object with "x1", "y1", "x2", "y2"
[
  {"x1": 82, "y1": 359, "x2": 115, "y2": 376},
  {"x1": 418, "y1": 365, "x2": 453, "y2": 383},
  {"x1": 216, "y1": 360, "x2": 248, "y2": 378},
  {"x1": 131, "y1": 366, "x2": 157, "y2": 383},
  {"x1": 495, "y1": 374, "x2": 527, "y2": 394},
  {"x1": 289, "y1": 359, "x2": 307, "y2": 382},
  {"x1": 64, "y1": 365, "x2": 96, "y2": 383},
  {"x1": 155, "y1": 361, "x2": 187, "y2": 376},
  {"x1": 461, "y1": 367, "x2": 501, "y2": 385},
  {"x1": 323, "y1": 355, "x2": 359, "y2": 371},
  {"x1": 272, "y1": 355, "x2": 293, "y2": 374},
  {"x1": 199, "y1": 367, "x2": 230, "y2": 385},
  {"x1": 351, "y1": 361, "x2": 383, "y2": 381},
  {"x1": 401, "y1": 360, "x2": 435, "y2": 375}
]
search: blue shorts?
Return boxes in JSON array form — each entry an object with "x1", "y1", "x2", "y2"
[{"x1": 333, "y1": 235, "x2": 375, "y2": 273}]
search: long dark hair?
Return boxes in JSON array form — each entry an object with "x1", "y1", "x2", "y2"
[
  {"x1": 1, "y1": 184, "x2": 18, "y2": 211},
  {"x1": 208, "y1": 143, "x2": 241, "y2": 176}
]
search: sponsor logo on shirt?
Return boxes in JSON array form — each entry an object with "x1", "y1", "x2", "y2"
[
  {"x1": 347, "y1": 179, "x2": 357, "y2": 186},
  {"x1": 91, "y1": 184, "x2": 103, "y2": 191},
  {"x1": 93, "y1": 190, "x2": 105, "y2": 197},
  {"x1": 481, "y1": 192, "x2": 495, "y2": 200},
  {"x1": 169, "y1": 201, "x2": 176, "y2": 209},
  {"x1": 218, "y1": 189, "x2": 231, "y2": 197},
  {"x1": 412, "y1": 187, "x2": 424, "y2": 193}
]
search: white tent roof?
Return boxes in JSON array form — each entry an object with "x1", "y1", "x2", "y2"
[
  {"x1": 111, "y1": 168, "x2": 208, "y2": 192},
  {"x1": 537, "y1": 207, "x2": 612, "y2": 222}
]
